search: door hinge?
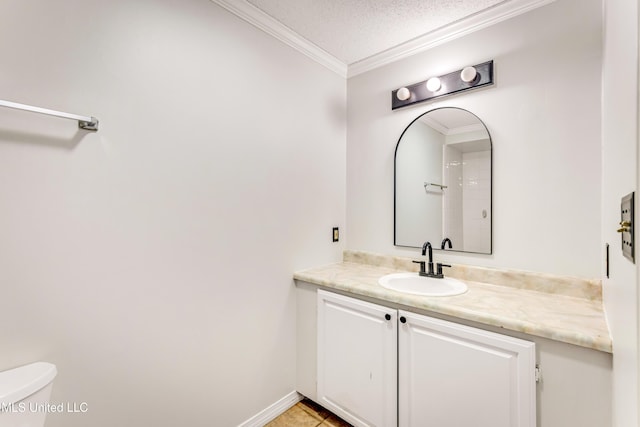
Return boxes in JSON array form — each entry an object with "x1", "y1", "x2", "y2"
[{"x1": 535, "y1": 365, "x2": 541, "y2": 383}]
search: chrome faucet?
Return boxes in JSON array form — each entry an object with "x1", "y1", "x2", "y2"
[{"x1": 413, "y1": 241, "x2": 451, "y2": 279}]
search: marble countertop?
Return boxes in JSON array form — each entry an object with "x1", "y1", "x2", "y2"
[{"x1": 294, "y1": 251, "x2": 612, "y2": 353}]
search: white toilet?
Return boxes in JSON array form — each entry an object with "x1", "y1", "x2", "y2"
[{"x1": 0, "y1": 362, "x2": 57, "y2": 427}]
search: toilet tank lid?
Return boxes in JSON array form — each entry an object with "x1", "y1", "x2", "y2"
[{"x1": 0, "y1": 362, "x2": 57, "y2": 404}]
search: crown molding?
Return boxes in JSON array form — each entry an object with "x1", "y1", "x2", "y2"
[
  {"x1": 210, "y1": 0, "x2": 348, "y2": 77},
  {"x1": 211, "y1": 0, "x2": 556, "y2": 80},
  {"x1": 347, "y1": 0, "x2": 558, "y2": 78},
  {"x1": 422, "y1": 116, "x2": 486, "y2": 136},
  {"x1": 421, "y1": 116, "x2": 450, "y2": 135},
  {"x1": 447, "y1": 123, "x2": 487, "y2": 136}
]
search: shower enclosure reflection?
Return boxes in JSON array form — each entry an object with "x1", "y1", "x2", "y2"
[{"x1": 394, "y1": 107, "x2": 492, "y2": 254}]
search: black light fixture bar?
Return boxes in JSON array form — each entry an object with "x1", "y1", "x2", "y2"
[{"x1": 391, "y1": 60, "x2": 494, "y2": 110}]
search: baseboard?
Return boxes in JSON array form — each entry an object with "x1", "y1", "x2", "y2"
[{"x1": 237, "y1": 390, "x2": 303, "y2": 427}]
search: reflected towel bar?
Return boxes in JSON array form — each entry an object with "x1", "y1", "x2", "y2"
[
  {"x1": 424, "y1": 182, "x2": 447, "y2": 191},
  {"x1": 0, "y1": 99, "x2": 99, "y2": 131}
]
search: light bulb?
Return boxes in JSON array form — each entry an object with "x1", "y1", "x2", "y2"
[
  {"x1": 396, "y1": 87, "x2": 410, "y2": 101},
  {"x1": 426, "y1": 77, "x2": 441, "y2": 92},
  {"x1": 461, "y1": 66, "x2": 477, "y2": 83}
]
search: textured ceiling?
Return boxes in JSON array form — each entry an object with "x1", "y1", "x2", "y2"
[{"x1": 245, "y1": 0, "x2": 507, "y2": 65}]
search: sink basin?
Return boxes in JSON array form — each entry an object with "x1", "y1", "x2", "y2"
[{"x1": 378, "y1": 273, "x2": 468, "y2": 297}]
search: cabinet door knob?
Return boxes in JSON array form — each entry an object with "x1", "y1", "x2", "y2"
[
  {"x1": 385, "y1": 314, "x2": 391, "y2": 321},
  {"x1": 400, "y1": 316, "x2": 407, "y2": 323}
]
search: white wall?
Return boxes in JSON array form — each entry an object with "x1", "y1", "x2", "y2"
[
  {"x1": 347, "y1": 0, "x2": 602, "y2": 278},
  {"x1": 0, "y1": 1, "x2": 346, "y2": 426},
  {"x1": 601, "y1": 0, "x2": 639, "y2": 425},
  {"x1": 395, "y1": 122, "x2": 444, "y2": 246}
]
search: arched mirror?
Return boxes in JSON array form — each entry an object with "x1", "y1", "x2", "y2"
[{"x1": 394, "y1": 107, "x2": 492, "y2": 254}]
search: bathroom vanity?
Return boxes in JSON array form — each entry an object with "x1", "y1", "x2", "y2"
[
  {"x1": 294, "y1": 251, "x2": 612, "y2": 427},
  {"x1": 316, "y1": 289, "x2": 535, "y2": 427}
]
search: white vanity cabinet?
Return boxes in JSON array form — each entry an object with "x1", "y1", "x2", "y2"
[
  {"x1": 315, "y1": 289, "x2": 536, "y2": 427},
  {"x1": 317, "y1": 290, "x2": 398, "y2": 427},
  {"x1": 398, "y1": 311, "x2": 536, "y2": 427}
]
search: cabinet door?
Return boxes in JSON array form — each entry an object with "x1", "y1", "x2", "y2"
[
  {"x1": 398, "y1": 311, "x2": 536, "y2": 427},
  {"x1": 317, "y1": 290, "x2": 397, "y2": 427}
]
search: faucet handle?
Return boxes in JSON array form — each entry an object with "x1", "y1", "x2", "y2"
[
  {"x1": 436, "y1": 263, "x2": 451, "y2": 276},
  {"x1": 412, "y1": 260, "x2": 427, "y2": 276}
]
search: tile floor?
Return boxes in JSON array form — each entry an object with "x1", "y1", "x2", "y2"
[{"x1": 265, "y1": 398, "x2": 352, "y2": 427}]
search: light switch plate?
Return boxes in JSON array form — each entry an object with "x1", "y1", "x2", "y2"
[{"x1": 621, "y1": 192, "x2": 634, "y2": 262}]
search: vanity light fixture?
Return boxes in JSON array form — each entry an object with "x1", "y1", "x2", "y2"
[
  {"x1": 426, "y1": 77, "x2": 442, "y2": 92},
  {"x1": 391, "y1": 60, "x2": 494, "y2": 110},
  {"x1": 460, "y1": 66, "x2": 478, "y2": 83},
  {"x1": 396, "y1": 87, "x2": 411, "y2": 101}
]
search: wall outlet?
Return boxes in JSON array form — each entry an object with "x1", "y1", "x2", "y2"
[{"x1": 332, "y1": 227, "x2": 339, "y2": 242}]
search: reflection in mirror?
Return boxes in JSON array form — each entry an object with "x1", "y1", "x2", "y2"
[{"x1": 394, "y1": 107, "x2": 492, "y2": 254}]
